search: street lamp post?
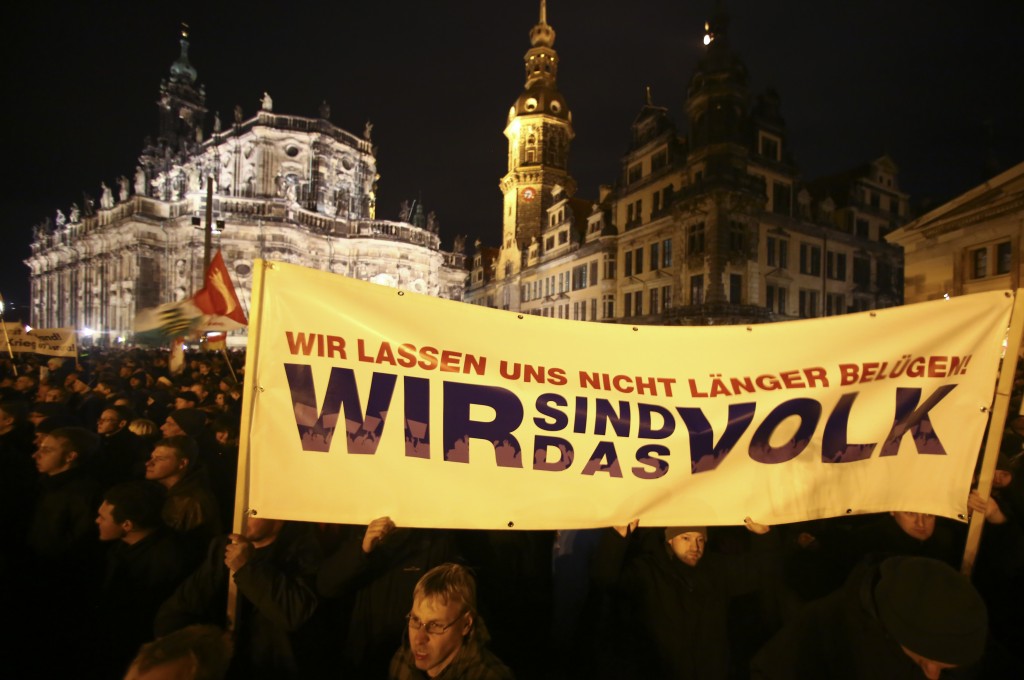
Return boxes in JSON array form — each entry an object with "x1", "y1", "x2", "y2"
[{"x1": 204, "y1": 176, "x2": 214, "y2": 272}]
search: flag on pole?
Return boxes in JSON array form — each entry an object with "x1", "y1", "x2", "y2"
[
  {"x1": 193, "y1": 251, "x2": 247, "y2": 329},
  {"x1": 134, "y1": 300, "x2": 204, "y2": 339},
  {"x1": 134, "y1": 250, "x2": 247, "y2": 342},
  {"x1": 205, "y1": 332, "x2": 227, "y2": 351}
]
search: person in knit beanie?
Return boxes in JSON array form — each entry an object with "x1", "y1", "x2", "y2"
[
  {"x1": 752, "y1": 555, "x2": 987, "y2": 679},
  {"x1": 160, "y1": 408, "x2": 207, "y2": 441}
]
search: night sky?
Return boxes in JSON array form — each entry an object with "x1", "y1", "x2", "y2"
[{"x1": 3, "y1": 0, "x2": 1022, "y2": 320}]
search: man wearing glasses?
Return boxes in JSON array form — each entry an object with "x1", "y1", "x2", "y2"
[{"x1": 390, "y1": 562, "x2": 514, "y2": 679}]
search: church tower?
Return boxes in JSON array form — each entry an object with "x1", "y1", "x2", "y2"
[
  {"x1": 157, "y1": 25, "x2": 207, "y2": 153},
  {"x1": 496, "y1": 1, "x2": 575, "y2": 289}
]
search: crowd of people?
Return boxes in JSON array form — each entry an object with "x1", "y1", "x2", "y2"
[{"x1": 1, "y1": 348, "x2": 1023, "y2": 679}]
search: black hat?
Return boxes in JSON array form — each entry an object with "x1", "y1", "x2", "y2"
[
  {"x1": 874, "y1": 556, "x2": 987, "y2": 666},
  {"x1": 176, "y1": 391, "x2": 200, "y2": 406},
  {"x1": 665, "y1": 526, "x2": 707, "y2": 541},
  {"x1": 169, "y1": 408, "x2": 207, "y2": 439}
]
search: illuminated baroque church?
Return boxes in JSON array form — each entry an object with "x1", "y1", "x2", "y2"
[
  {"x1": 466, "y1": 2, "x2": 906, "y2": 323},
  {"x1": 25, "y1": 30, "x2": 467, "y2": 344}
]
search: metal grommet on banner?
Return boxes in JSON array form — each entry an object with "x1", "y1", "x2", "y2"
[
  {"x1": 845, "y1": 508, "x2": 853, "y2": 514},
  {"x1": 397, "y1": 291, "x2": 404, "y2": 296},
  {"x1": 746, "y1": 327, "x2": 753, "y2": 332},
  {"x1": 507, "y1": 521, "x2": 514, "y2": 528},
  {"x1": 517, "y1": 314, "x2": 524, "y2": 319},
  {"x1": 957, "y1": 513, "x2": 966, "y2": 520},
  {"x1": 247, "y1": 508, "x2": 257, "y2": 517},
  {"x1": 869, "y1": 312, "x2": 877, "y2": 317},
  {"x1": 980, "y1": 406, "x2": 989, "y2": 413},
  {"x1": 632, "y1": 327, "x2": 639, "y2": 332}
]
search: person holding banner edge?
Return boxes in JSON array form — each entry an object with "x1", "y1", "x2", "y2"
[{"x1": 590, "y1": 516, "x2": 777, "y2": 679}]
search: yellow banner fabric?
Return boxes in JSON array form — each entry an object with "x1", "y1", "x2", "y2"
[{"x1": 244, "y1": 261, "x2": 1014, "y2": 530}]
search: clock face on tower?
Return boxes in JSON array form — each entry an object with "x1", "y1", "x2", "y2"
[{"x1": 522, "y1": 187, "x2": 537, "y2": 201}]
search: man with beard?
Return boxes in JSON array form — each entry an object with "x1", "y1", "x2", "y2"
[{"x1": 591, "y1": 518, "x2": 776, "y2": 679}]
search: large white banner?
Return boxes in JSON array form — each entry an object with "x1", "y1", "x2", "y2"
[{"x1": 243, "y1": 261, "x2": 1015, "y2": 530}]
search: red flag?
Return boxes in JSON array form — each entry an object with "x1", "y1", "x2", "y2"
[
  {"x1": 193, "y1": 251, "x2": 247, "y2": 326},
  {"x1": 205, "y1": 332, "x2": 227, "y2": 351}
]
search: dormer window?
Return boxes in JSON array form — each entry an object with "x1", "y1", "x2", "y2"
[{"x1": 759, "y1": 132, "x2": 780, "y2": 161}]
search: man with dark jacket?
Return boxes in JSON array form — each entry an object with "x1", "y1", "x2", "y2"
[
  {"x1": 144, "y1": 435, "x2": 222, "y2": 568},
  {"x1": 751, "y1": 555, "x2": 988, "y2": 679},
  {"x1": 24, "y1": 426, "x2": 104, "y2": 677},
  {"x1": 317, "y1": 516, "x2": 463, "y2": 678},
  {"x1": 155, "y1": 518, "x2": 323, "y2": 679},
  {"x1": 591, "y1": 518, "x2": 776, "y2": 679},
  {"x1": 95, "y1": 480, "x2": 187, "y2": 675},
  {"x1": 28, "y1": 426, "x2": 102, "y2": 564},
  {"x1": 95, "y1": 404, "x2": 146, "y2": 490}
]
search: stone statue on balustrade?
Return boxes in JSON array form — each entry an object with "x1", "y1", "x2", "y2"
[
  {"x1": 134, "y1": 167, "x2": 147, "y2": 196},
  {"x1": 117, "y1": 175, "x2": 130, "y2": 203},
  {"x1": 100, "y1": 182, "x2": 114, "y2": 209}
]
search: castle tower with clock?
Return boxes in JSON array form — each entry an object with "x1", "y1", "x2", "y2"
[{"x1": 493, "y1": 0, "x2": 576, "y2": 301}]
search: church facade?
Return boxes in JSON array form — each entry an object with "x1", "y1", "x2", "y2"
[
  {"x1": 25, "y1": 31, "x2": 467, "y2": 344},
  {"x1": 466, "y1": 3, "x2": 906, "y2": 325}
]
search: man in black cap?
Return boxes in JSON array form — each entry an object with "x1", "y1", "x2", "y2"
[
  {"x1": 751, "y1": 555, "x2": 988, "y2": 679},
  {"x1": 173, "y1": 390, "x2": 200, "y2": 412},
  {"x1": 591, "y1": 518, "x2": 775, "y2": 679},
  {"x1": 160, "y1": 407, "x2": 207, "y2": 441}
]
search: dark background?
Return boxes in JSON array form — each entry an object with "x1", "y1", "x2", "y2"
[{"x1": 3, "y1": 0, "x2": 1022, "y2": 319}]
